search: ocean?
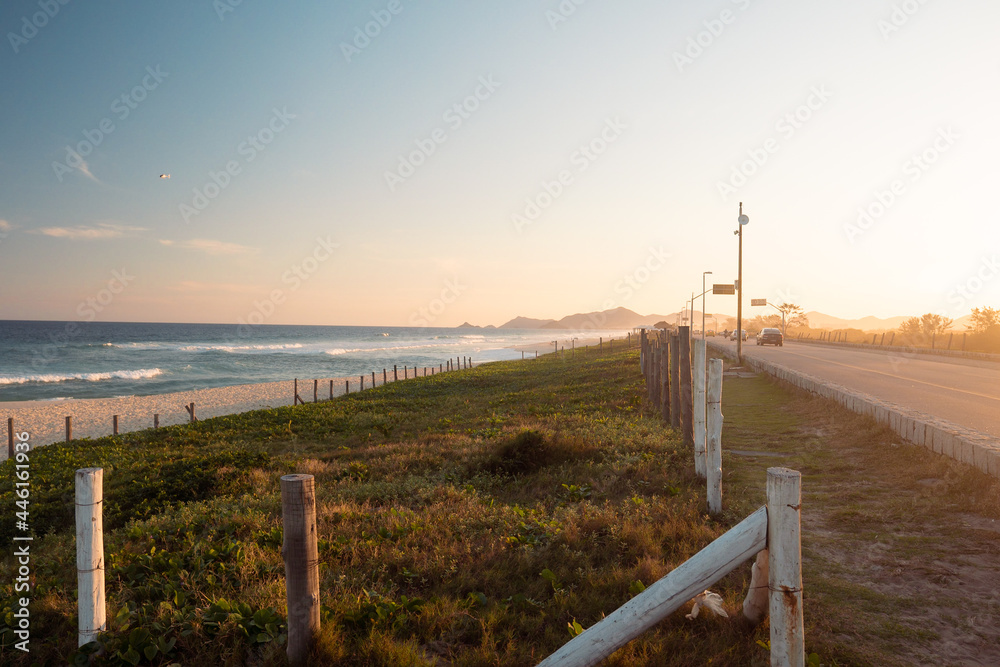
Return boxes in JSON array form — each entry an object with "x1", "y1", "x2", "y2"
[{"x1": 0, "y1": 321, "x2": 628, "y2": 402}]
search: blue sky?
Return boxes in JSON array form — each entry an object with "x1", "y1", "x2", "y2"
[{"x1": 1, "y1": 0, "x2": 998, "y2": 327}]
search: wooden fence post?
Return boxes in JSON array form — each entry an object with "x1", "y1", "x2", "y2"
[
  {"x1": 706, "y1": 358, "x2": 724, "y2": 515},
  {"x1": 112, "y1": 415, "x2": 119, "y2": 436},
  {"x1": 313, "y1": 380, "x2": 318, "y2": 403},
  {"x1": 372, "y1": 371, "x2": 376, "y2": 387},
  {"x1": 281, "y1": 474, "x2": 320, "y2": 666},
  {"x1": 66, "y1": 416, "x2": 72, "y2": 442},
  {"x1": 679, "y1": 326, "x2": 693, "y2": 448},
  {"x1": 345, "y1": 380, "x2": 350, "y2": 394},
  {"x1": 154, "y1": 413, "x2": 159, "y2": 429},
  {"x1": 329, "y1": 380, "x2": 333, "y2": 400},
  {"x1": 8, "y1": 417, "x2": 14, "y2": 459},
  {"x1": 649, "y1": 342, "x2": 659, "y2": 407},
  {"x1": 639, "y1": 329, "x2": 646, "y2": 374},
  {"x1": 742, "y1": 549, "x2": 769, "y2": 625},
  {"x1": 693, "y1": 339, "x2": 707, "y2": 478},
  {"x1": 394, "y1": 365, "x2": 398, "y2": 382},
  {"x1": 294, "y1": 379, "x2": 304, "y2": 406},
  {"x1": 383, "y1": 369, "x2": 387, "y2": 384},
  {"x1": 767, "y1": 467, "x2": 804, "y2": 666},
  {"x1": 185, "y1": 403, "x2": 197, "y2": 422},
  {"x1": 660, "y1": 334, "x2": 670, "y2": 424},
  {"x1": 669, "y1": 333, "x2": 680, "y2": 430},
  {"x1": 76, "y1": 467, "x2": 106, "y2": 647},
  {"x1": 404, "y1": 366, "x2": 408, "y2": 380}
]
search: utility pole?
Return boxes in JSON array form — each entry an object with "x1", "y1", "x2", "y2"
[{"x1": 736, "y1": 203, "x2": 749, "y2": 364}]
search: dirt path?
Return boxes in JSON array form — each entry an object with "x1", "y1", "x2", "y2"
[{"x1": 720, "y1": 368, "x2": 1000, "y2": 666}]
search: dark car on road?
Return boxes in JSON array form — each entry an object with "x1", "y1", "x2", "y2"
[{"x1": 757, "y1": 328, "x2": 783, "y2": 346}]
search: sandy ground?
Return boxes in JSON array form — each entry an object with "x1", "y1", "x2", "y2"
[{"x1": 0, "y1": 373, "x2": 379, "y2": 457}]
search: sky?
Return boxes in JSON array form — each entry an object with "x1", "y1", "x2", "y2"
[{"x1": 1, "y1": 0, "x2": 998, "y2": 328}]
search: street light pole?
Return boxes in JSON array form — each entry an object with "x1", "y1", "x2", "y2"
[
  {"x1": 736, "y1": 203, "x2": 749, "y2": 364},
  {"x1": 702, "y1": 271, "x2": 712, "y2": 341}
]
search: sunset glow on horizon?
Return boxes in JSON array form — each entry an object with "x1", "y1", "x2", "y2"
[{"x1": 1, "y1": 1, "x2": 998, "y2": 327}]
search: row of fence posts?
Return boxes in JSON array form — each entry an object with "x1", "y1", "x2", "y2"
[
  {"x1": 73, "y1": 468, "x2": 320, "y2": 665},
  {"x1": 293, "y1": 356, "x2": 473, "y2": 405},
  {"x1": 5, "y1": 358, "x2": 477, "y2": 456},
  {"x1": 640, "y1": 326, "x2": 723, "y2": 513},
  {"x1": 525, "y1": 333, "x2": 635, "y2": 360},
  {"x1": 802, "y1": 330, "x2": 968, "y2": 351}
]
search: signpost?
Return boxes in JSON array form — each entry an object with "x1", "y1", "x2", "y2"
[
  {"x1": 713, "y1": 284, "x2": 735, "y2": 295},
  {"x1": 751, "y1": 298, "x2": 767, "y2": 306}
]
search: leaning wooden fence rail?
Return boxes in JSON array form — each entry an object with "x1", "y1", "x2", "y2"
[{"x1": 536, "y1": 467, "x2": 804, "y2": 667}]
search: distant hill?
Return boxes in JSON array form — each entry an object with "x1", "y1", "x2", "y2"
[
  {"x1": 498, "y1": 316, "x2": 556, "y2": 329},
  {"x1": 501, "y1": 307, "x2": 731, "y2": 331},
  {"x1": 488, "y1": 309, "x2": 976, "y2": 333},
  {"x1": 805, "y1": 311, "x2": 974, "y2": 332},
  {"x1": 541, "y1": 307, "x2": 669, "y2": 330}
]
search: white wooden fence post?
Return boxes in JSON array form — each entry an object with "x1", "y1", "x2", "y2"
[
  {"x1": 767, "y1": 467, "x2": 804, "y2": 666},
  {"x1": 76, "y1": 467, "x2": 106, "y2": 646},
  {"x1": 706, "y1": 358, "x2": 724, "y2": 514},
  {"x1": 693, "y1": 339, "x2": 707, "y2": 478}
]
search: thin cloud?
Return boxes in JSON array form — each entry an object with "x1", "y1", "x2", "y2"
[
  {"x1": 158, "y1": 238, "x2": 258, "y2": 256},
  {"x1": 33, "y1": 222, "x2": 146, "y2": 240},
  {"x1": 0, "y1": 220, "x2": 14, "y2": 232},
  {"x1": 76, "y1": 159, "x2": 101, "y2": 184}
]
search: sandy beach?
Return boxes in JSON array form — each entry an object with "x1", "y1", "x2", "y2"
[{"x1": 1, "y1": 374, "x2": 372, "y2": 457}]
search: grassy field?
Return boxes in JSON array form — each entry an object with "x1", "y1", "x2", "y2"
[{"x1": 1, "y1": 346, "x2": 997, "y2": 666}]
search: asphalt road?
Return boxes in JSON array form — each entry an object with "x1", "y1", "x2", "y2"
[{"x1": 709, "y1": 337, "x2": 1000, "y2": 437}]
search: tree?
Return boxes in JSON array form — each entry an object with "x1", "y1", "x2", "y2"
[
  {"x1": 776, "y1": 303, "x2": 809, "y2": 330},
  {"x1": 968, "y1": 307, "x2": 1000, "y2": 334},
  {"x1": 900, "y1": 313, "x2": 953, "y2": 335},
  {"x1": 899, "y1": 317, "x2": 921, "y2": 335},
  {"x1": 920, "y1": 313, "x2": 953, "y2": 335}
]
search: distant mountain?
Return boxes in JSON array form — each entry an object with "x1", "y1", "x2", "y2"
[
  {"x1": 498, "y1": 316, "x2": 556, "y2": 329},
  {"x1": 804, "y1": 312, "x2": 908, "y2": 331},
  {"x1": 806, "y1": 310, "x2": 972, "y2": 332},
  {"x1": 805, "y1": 311, "x2": 973, "y2": 332},
  {"x1": 457, "y1": 322, "x2": 480, "y2": 328},
  {"x1": 510, "y1": 307, "x2": 731, "y2": 331}
]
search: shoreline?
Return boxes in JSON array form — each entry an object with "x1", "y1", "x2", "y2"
[
  {"x1": 2, "y1": 374, "x2": 376, "y2": 456},
  {"x1": 1, "y1": 333, "x2": 636, "y2": 457}
]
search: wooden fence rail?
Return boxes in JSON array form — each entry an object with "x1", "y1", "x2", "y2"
[{"x1": 536, "y1": 467, "x2": 803, "y2": 667}]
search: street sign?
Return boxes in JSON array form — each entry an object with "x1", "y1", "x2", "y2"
[
  {"x1": 713, "y1": 284, "x2": 735, "y2": 295},
  {"x1": 751, "y1": 298, "x2": 767, "y2": 306}
]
